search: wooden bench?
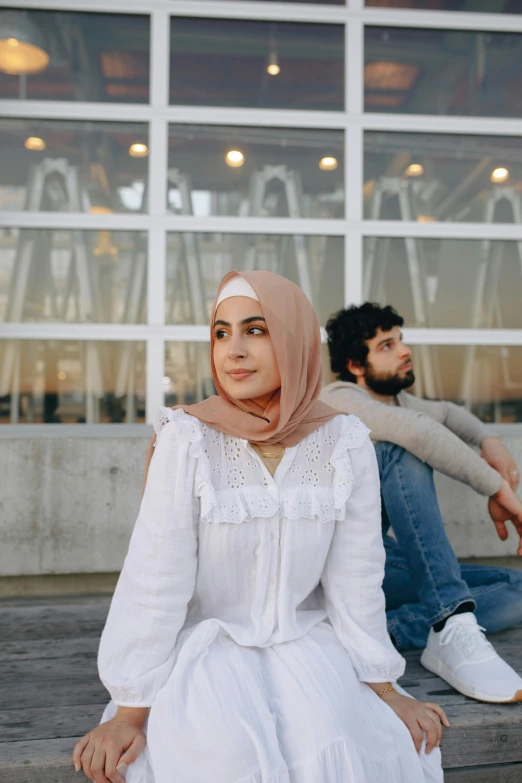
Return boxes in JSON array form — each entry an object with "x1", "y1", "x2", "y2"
[{"x1": 1, "y1": 595, "x2": 521, "y2": 782}]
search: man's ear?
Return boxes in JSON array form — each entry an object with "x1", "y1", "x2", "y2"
[{"x1": 346, "y1": 359, "x2": 365, "y2": 378}]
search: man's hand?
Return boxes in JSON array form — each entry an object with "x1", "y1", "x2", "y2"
[
  {"x1": 488, "y1": 479, "x2": 522, "y2": 556},
  {"x1": 482, "y1": 437, "x2": 520, "y2": 490}
]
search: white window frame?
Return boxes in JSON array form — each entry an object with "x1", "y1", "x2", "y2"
[{"x1": 2, "y1": 0, "x2": 522, "y2": 427}]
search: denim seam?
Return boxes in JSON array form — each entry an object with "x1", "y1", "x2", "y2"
[
  {"x1": 392, "y1": 455, "x2": 448, "y2": 623},
  {"x1": 385, "y1": 449, "x2": 474, "y2": 626}
]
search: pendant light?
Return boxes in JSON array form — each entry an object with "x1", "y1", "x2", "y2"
[{"x1": 0, "y1": 11, "x2": 49, "y2": 75}]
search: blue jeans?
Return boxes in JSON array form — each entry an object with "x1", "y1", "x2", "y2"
[{"x1": 375, "y1": 442, "x2": 522, "y2": 651}]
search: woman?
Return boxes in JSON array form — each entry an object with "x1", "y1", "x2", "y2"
[{"x1": 73, "y1": 271, "x2": 447, "y2": 783}]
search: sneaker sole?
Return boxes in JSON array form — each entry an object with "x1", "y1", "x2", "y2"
[{"x1": 420, "y1": 649, "x2": 522, "y2": 703}]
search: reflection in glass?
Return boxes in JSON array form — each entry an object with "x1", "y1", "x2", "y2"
[
  {"x1": 0, "y1": 340, "x2": 146, "y2": 423},
  {"x1": 170, "y1": 17, "x2": 343, "y2": 110},
  {"x1": 206, "y1": 0, "x2": 344, "y2": 3},
  {"x1": 0, "y1": 119, "x2": 148, "y2": 214},
  {"x1": 167, "y1": 125, "x2": 344, "y2": 219},
  {"x1": 0, "y1": 229, "x2": 147, "y2": 324},
  {"x1": 366, "y1": 0, "x2": 520, "y2": 10},
  {"x1": 164, "y1": 343, "x2": 214, "y2": 407},
  {"x1": 408, "y1": 345, "x2": 522, "y2": 424},
  {"x1": 0, "y1": 9, "x2": 150, "y2": 102},
  {"x1": 364, "y1": 131, "x2": 522, "y2": 223},
  {"x1": 166, "y1": 233, "x2": 343, "y2": 326},
  {"x1": 363, "y1": 237, "x2": 522, "y2": 330},
  {"x1": 365, "y1": 27, "x2": 522, "y2": 117},
  {"x1": 164, "y1": 342, "x2": 334, "y2": 407}
]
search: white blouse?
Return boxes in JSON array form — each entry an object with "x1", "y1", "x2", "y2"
[{"x1": 98, "y1": 408, "x2": 405, "y2": 707}]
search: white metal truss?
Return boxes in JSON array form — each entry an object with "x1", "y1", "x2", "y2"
[{"x1": 2, "y1": 0, "x2": 522, "y2": 425}]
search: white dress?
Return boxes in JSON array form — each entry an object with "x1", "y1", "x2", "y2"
[{"x1": 99, "y1": 408, "x2": 443, "y2": 783}]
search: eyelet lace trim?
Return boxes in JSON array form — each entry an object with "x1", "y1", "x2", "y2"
[
  {"x1": 153, "y1": 408, "x2": 370, "y2": 525},
  {"x1": 330, "y1": 414, "x2": 371, "y2": 519}
]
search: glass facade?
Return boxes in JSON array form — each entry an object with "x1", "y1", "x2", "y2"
[
  {"x1": 166, "y1": 233, "x2": 343, "y2": 326},
  {"x1": 2, "y1": 1, "x2": 522, "y2": 424},
  {"x1": 0, "y1": 339, "x2": 146, "y2": 423},
  {"x1": 167, "y1": 125, "x2": 344, "y2": 219},
  {"x1": 365, "y1": 26, "x2": 522, "y2": 116},
  {"x1": 170, "y1": 18, "x2": 344, "y2": 111},
  {"x1": 0, "y1": 10, "x2": 150, "y2": 102}
]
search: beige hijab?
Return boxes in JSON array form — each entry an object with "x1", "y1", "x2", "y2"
[{"x1": 177, "y1": 270, "x2": 339, "y2": 446}]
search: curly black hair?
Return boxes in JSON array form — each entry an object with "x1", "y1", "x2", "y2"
[{"x1": 325, "y1": 303, "x2": 404, "y2": 382}]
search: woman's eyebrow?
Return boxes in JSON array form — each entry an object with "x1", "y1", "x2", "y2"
[{"x1": 213, "y1": 316, "x2": 266, "y2": 327}]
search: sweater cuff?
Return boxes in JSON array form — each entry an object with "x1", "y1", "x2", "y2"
[{"x1": 473, "y1": 464, "x2": 503, "y2": 497}]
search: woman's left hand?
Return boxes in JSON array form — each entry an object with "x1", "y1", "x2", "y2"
[{"x1": 379, "y1": 691, "x2": 449, "y2": 754}]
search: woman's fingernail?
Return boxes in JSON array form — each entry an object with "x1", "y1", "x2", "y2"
[
  {"x1": 116, "y1": 762, "x2": 127, "y2": 775},
  {"x1": 74, "y1": 763, "x2": 81, "y2": 772}
]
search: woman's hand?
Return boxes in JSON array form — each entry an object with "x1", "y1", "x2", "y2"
[
  {"x1": 72, "y1": 709, "x2": 147, "y2": 783},
  {"x1": 379, "y1": 691, "x2": 449, "y2": 754}
]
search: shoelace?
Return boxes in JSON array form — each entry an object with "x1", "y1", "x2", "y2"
[{"x1": 439, "y1": 620, "x2": 493, "y2": 658}]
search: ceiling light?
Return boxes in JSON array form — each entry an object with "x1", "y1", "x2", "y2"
[
  {"x1": 405, "y1": 163, "x2": 424, "y2": 177},
  {"x1": 266, "y1": 37, "x2": 280, "y2": 76},
  {"x1": 129, "y1": 142, "x2": 148, "y2": 158},
  {"x1": 319, "y1": 156, "x2": 338, "y2": 172},
  {"x1": 57, "y1": 371, "x2": 66, "y2": 381},
  {"x1": 225, "y1": 150, "x2": 245, "y2": 168},
  {"x1": 0, "y1": 11, "x2": 49, "y2": 75},
  {"x1": 491, "y1": 167, "x2": 509, "y2": 183},
  {"x1": 162, "y1": 376, "x2": 172, "y2": 386},
  {"x1": 24, "y1": 136, "x2": 46, "y2": 151}
]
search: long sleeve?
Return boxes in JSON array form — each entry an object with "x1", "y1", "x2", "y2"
[
  {"x1": 98, "y1": 412, "x2": 199, "y2": 707},
  {"x1": 321, "y1": 433, "x2": 405, "y2": 683},
  {"x1": 399, "y1": 393, "x2": 489, "y2": 448},
  {"x1": 321, "y1": 384, "x2": 501, "y2": 497}
]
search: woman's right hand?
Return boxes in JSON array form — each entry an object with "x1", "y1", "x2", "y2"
[{"x1": 72, "y1": 710, "x2": 147, "y2": 783}]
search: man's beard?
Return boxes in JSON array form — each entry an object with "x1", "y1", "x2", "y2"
[{"x1": 364, "y1": 363, "x2": 415, "y2": 397}]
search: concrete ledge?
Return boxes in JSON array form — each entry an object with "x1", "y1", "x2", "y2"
[{"x1": 1, "y1": 427, "x2": 521, "y2": 578}]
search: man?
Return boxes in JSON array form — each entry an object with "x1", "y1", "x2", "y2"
[{"x1": 321, "y1": 302, "x2": 522, "y2": 703}]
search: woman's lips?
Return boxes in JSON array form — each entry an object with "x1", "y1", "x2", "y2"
[{"x1": 227, "y1": 370, "x2": 256, "y2": 381}]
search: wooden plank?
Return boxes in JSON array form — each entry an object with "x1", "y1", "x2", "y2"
[
  {"x1": 0, "y1": 737, "x2": 81, "y2": 783},
  {"x1": 441, "y1": 717, "x2": 522, "y2": 768},
  {"x1": 0, "y1": 637, "x2": 99, "y2": 662},
  {"x1": 0, "y1": 703, "x2": 106, "y2": 742},
  {"x1": 2, "y1": 679, "x2": 108, "y2": 710},
  {"x1": 445, "y1": 762, "x2": 522, "y2": 782},
  {"x1": 0, "y1": 600, "x2": 109, "y2": 643},
  {"x1": 0, "y1": 654, "x2": 99, "y2": 682}
]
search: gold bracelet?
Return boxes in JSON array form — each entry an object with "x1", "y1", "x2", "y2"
[{"x1": 376, "y1": 685, "x2": 397, "y2": 698}]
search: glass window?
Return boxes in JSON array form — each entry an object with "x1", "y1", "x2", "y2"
[
  {"x1": 0, "y1": 9, "x2": 150, "y2": 102},
  {"x1": 366, "y1": 1, "x2": 521, "y2": 11},
  {"x1": 170, "y1": 17, "x2": 344, "y2": 110},
  {"x1": 364, "y1": 131, "x2": 522, "y2": 223},
  {"x1": 0, "y1": 340, "x2": 146, "y2": 423},
  {"x1": 363, "y1": 237, "x2": 522, "y2": 329},
  {"x1": 166, "y1": 233, "x2": 343, "y2": 326},
  {"x1": 206, "y1": 0, "x2": 344, "y2": 3},
  {"x1": 167, "y1": 125, "x2": 344, "y2": 219},
  {"x1": 364, "y1": 26, "x2": 522, "y2": 116},
  {"x1": 0, "y1": 119, "x2": 149, "y2": 213},
  {"x1": 408, "y1": 345, "x2": 522, "y2": 423},
  {"x1": 0, "y1": 229, "x2": 146, "y2": 324},
  {"x1": 164, "y1": 342, "x2": 334, "y2": 407}
]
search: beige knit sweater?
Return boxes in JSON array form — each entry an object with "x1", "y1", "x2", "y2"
[{"x1": 320, "y1": 381, "x2": 502, "y2": 497}]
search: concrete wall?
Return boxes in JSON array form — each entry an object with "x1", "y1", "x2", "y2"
[{"x1": 1, "y1": 425, "x2": 522, "y2": 577}]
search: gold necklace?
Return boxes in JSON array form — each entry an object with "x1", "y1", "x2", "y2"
[{"x1": 258, "y1": 446, "x2": 285, "y2": 459}]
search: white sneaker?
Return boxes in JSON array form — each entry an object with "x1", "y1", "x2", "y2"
[{"x1": 420, "y1": 612, "x2": 522, "y2": 703}]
